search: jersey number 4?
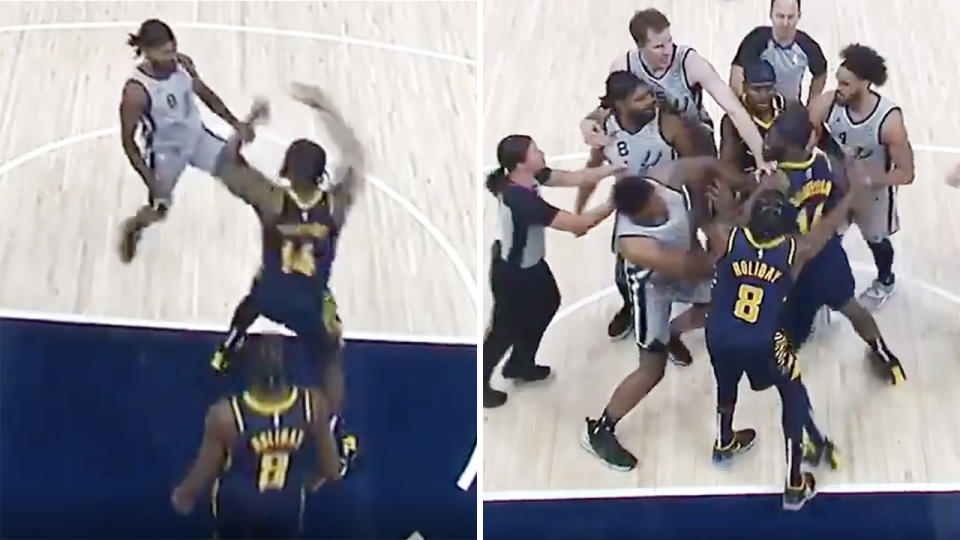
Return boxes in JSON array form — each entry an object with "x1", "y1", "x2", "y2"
[
  {"x1": 733, "y1": 284, "x2": 764, "y2": 324},
  {"x1": 258, "y1": 451, "x2": 291, "y2": 492},
  {"x1": 281, "y1": 240, "x2": 316, "y2": 277}
]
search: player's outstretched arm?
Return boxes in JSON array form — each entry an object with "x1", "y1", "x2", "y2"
[
  {"x1": 171, "y1": 402, "x2": 232, "y2": 515},
  {"x1": 550, "y1": 200, "x2": 615, "y2": 237},
  {"x1": 619, "y1": 236, "x2": 713, "y2": 283},
  {"x1": 668, "y1": 156, "x2": 757, "y2": 195},
  {"x1": 176, "y1": 53, "x2": 244, "y2": 135},
  {"x1": 307, "y1": 389, "x2": 342, "y2": 487},
  {"x1": 685, "y1": 52, "x2": 770, "y2": 171},
  {"x1": 289, "y1": 82, "x2": 365, "y2": 228},
  {"x1": 118, "y1": 81, "x2": 154, "y2": 187},
  {"x1": 216, "y1": 102, "x2": 284, "y2": 218},
  {"x1": 542, "y1": 162, "x2": 621, "y2": 188},
  {"x1": 806, "y1": 90, "x2": 834, "y2": 149}
]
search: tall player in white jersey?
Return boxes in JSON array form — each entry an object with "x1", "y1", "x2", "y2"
[
  {"x1": 808, "y1": 44, "x2": 915, "y2": 310},
  {"x1": 575, "y1": 71, "x2": 713, "y2": 352},
  {"x1": 579, "y1": 8, "x2": 774, "y2": 174},
  {"x1": 117, "y1": 19, "x2": 254, "y2": 263},
  {"x1": 580, "y1": 158, "x2": 761, "y2": 472}
]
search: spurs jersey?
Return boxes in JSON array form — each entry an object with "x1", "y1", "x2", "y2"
[
  {"x1": 625, "y1": 44, "x2": 712, "y2": 127},
  {"x1": 128, "y1": 63, "x2": 202, "y2": 153},
  {"x1": 602, "y1": 111, "x2": 677, "y2": 175},
  {"x1": 824, "y1": 91, "x2": 899, "y2": 173},
  {"x1": 614, "y1": 178, "x2": 693, "y2": 287}
]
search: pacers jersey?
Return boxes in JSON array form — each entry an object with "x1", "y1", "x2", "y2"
[
  {"x1": 726, "y1": 93, "x2": 786, "y2": 172},
  {"x1": 709, "y1": 227, "x2": 796, "y2": 342},
  {"x1": 614, "y1": 178, "x2": 693, "y2": 286},
  {"x1": 825, "y1": 91, "x2": 899, "y2": 173},
  {"x1": 128, "y1": 63, "x2": 202, "y2": 153},
  {"x1": 625, "y1": 44, "x2": 712, "y2": 127},
  {"x1": 259, "y1": 189, "x2": 339, "y2": 298},
  {"x1": 219, "y1": 388, "x2": 316, "y2": 499},
  {"x1": 781, "y1": 149, "x2": 840, "y2": 236},
  {"x1": 602, "y1": 111, "x2": 677, "y2": 175}
]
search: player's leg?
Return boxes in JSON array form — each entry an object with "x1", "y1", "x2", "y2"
[
  {"x1": 854, "y1": 186, "x2": 899, "y2": 309},
  {"x1": 825, "y1": 246, "x2": 905, "y2": 383},
  {"x1": 582, "y1": 275, "x2": 669, "y2": 471},
  {"x1": 664, "y1": 280, "x2": 712, "y2": 366},
  {"x1": 706, "y1": 333, "x2": 756, "y2": 463},
  {"x1": 118, "y1": 147, "x2": 188, "y2": 262},
  {"x1": 607, "y1": 254, "x2": 633, "y2": 340},
  {"x1": 501, "y1": 260, "x2": 559, "y2": 382},
  {"x1": 212, "y1": 289, "x2": 261, "y2": 373}
]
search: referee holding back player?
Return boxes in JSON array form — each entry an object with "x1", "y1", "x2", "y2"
[{"x1": 484, "y1": 135, "x2": 620, "y2": 408}]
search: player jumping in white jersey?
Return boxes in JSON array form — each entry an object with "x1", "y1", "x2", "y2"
[
  {"x1": 117, "y1": 19, "x2": 255, "y2": 263},
  {"x1": 808, "y1": 44, "x2": 915, "y2": 310}
]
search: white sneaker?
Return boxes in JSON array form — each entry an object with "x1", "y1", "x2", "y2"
[{"x1": 858, "y1": 279, "x2": 895, "y2": 311}]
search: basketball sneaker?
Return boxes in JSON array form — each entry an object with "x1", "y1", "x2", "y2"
[
  {"x1": 339, "y1": 433, "x2": 358, "y2": 477},
  {"x1": 783, "y1": 472, "x2": 817, "y2": 511},
  {"x1": 666, "y1": 334, "x2": 693, "y2": 367},
  {"x1": 869, "y1": 339, "x2": 906, "y2": 385},
  {"x1": 607, "y1": 304, "x2": 633, "y2": 341},
  {"x1": 484, "y1": 386, "x2": 507, "y2": 408},
  {"x1": 711, "y1": 429, "x2": 757, "y2": 463},
  {"x1": 859, "y1": 278, "x2": 895, "y2": 311},
  {"x1": 803, "y1": 436, "x2": 840, "y2": 470},
  {"x1": 502, "y1": 363, "x2": 551, "y2": 382},
  {"x1": 118, "y1": 218, "x2": 143, "y2": 264},
  {"x1": 580, "y1": 418, "x2": 637, "y2": 471}
]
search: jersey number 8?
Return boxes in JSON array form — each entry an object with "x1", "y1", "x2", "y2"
[
  {"x1": 281, "y1": 240, "x2": 316, "y2": 277},
  {"x1": 616, "y1": 140, "x2": 630, "y2": 157},
  {"x1": 733, "y1": 284, "x2": 764, "y2": 324},
  {"x1": 258, "y1": 451, "x2": 291, "y2": 492}
]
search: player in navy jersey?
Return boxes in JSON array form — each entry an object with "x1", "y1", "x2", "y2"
[
  {"x1": 720, "y1": 60, "x2": 787, "y2": 175},
  {"x1": 209, "y1": 83, "x2": 361, "y2": 471},
  {"x1": 705, "y1": 176, "x2": 862, "y2": 510},
  {"x1": 171, "y1": 334, "x2": 341, "y2": 538},
  {"x1": 762, "y1": 103, "x2": 905, "y2": 384}
]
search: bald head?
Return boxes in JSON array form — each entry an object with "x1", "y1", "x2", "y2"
[{"x1": 770, "y1": 0, "x2": 800, "y2": 43}]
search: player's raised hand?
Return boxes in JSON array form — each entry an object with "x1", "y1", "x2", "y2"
[
  {"x1": 580, "y1": 119, "x2": 612, "y2": 147},
  {"x1": 757, "y1": 169, "x2": 789, "y2": 192},
  {"x1": 290, "y1": 82, "x2": 342, "y2": 118}
]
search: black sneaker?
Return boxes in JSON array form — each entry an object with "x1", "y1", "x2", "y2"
[
  {"x1": 607, "y1": 304, "x2": 633, "y2": 341},
  {"x1": 484, "y1": 386, "x2": 507, "y2": 408},
  {"x1": 870, "y1": 343, "x2": 906, "y2": 385},
  {"x1": 502, "y1": 364, "x2": 551, "y2": 382},
  {"x1": 803, "y1": 436, "x2": 840, "y2": 470},
  {"x1": 118, "y1": 218, "x2": 143, "y2": 264},
  {"x1": 666, "y1": 334, "x2": 693, "y2": 367},
  {"x1": 711, "y1": 429, "x2": 757, "y2": 463},
  {"x1": 580, "y1": 418, "x2": 637, "y2": 471},
  {"x1": 783, "y1": 471, "x2": 817, "y2": 511}
]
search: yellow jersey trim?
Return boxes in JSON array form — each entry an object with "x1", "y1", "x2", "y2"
[
  {"x1": 743, "y1": 227, "x2": 786, "y2": 250},
  {"x1": 243, "y1": 387, "x2": 299, "y2": 415}
]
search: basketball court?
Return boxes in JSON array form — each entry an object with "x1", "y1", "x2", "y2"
[
  {"x1": 482, "y1": 0, "x2": 960, "y2": 502},
  {"x1": 0, "y1": 2, "x2": 477, "y2": 537}
]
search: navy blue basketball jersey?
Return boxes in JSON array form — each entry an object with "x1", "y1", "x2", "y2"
[
  {"x1": 728, "y1": 93, "x2": 786, "y2": 172},
  {"x1": 259, "y1": 189, "x2": 339, "y2": 298},
  {"x1": 780, "y1": 149, "x2": 840, "y2": 235},
  {"x1": 708, "y1": 227, "x2": 797, "y2": 342},
  {"x1": 219, "y1": 387, "x2": 316, "y2": 498}
]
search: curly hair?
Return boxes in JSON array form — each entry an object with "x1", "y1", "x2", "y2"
[{"x1": 840, "y1": 43, "x2": 888, "y2": 86}]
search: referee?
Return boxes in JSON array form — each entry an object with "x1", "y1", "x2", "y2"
[
  {"x1": 729, "y1": 0, "x2": 827, "y2": 105},
  {"x1": 483, "y1": 134, "x2": 619, "y2": 408}
]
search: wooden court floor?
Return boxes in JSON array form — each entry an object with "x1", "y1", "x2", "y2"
[
  {"x1": 0, "y1": 1, "x2": 477, "y2": 342},
  {"x1": 483, "y1": 0, "x2": 960, "y2": 494}
]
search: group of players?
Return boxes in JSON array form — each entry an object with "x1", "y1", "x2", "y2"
[
  {"x1": 116, "y1": 19, "x2": 360, "y2": 537},
  {"x1": 493, "y1": 2, "x2": 915, "y2": 511}
]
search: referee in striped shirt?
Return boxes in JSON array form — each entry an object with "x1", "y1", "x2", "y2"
[{"x1": 484, "y1": 134, "x2": 621, "y2": 408}]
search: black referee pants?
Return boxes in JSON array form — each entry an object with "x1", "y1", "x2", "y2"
[{"x1": 482, "y1": 243, "x2": 561, "y2": 385}]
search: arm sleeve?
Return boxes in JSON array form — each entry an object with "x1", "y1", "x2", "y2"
[
  {"x1": 732, "y1": 26, "x2": 771, "y2": 67},
  {"x1": 796, "y1": 31, "x2": 827, "y2": 76},
  {"x1": 504, "y1": 187, "x2": 560, "y2": 226}
]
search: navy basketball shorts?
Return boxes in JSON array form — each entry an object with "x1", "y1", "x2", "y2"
[{"x1": 782, "y1": 236, "x2": 855, "y2": 345}]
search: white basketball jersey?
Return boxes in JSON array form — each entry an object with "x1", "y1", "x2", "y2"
[
  {"x1": 825, "y1": 91, "x2": 899, "y2": 173},
  {"x1": 128, "y1": 64, "x2": 202, "y2": 152},
  {"x1": 602, "y1": 112, "x2": 677, "y2": 176},
  {"x1": 614, "y1": 179, "x2": 693, "y2": 285},
  {"x1": 625, "y1": 44, "x2": 711, "y2": 126}
]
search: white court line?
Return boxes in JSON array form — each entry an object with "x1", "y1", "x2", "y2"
[
  {"x1": 484, "y1": 482, "x2": 960, "y2": 503},
  {"x1": 0, "y1": 126, "x2": 479, "y2": 342},
  {"x1": 482, "y1": 143, "x2": 960, "y2": 171},
  {"x1": 0, "y1": 21, "x2": 475, "y2": 67}
]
